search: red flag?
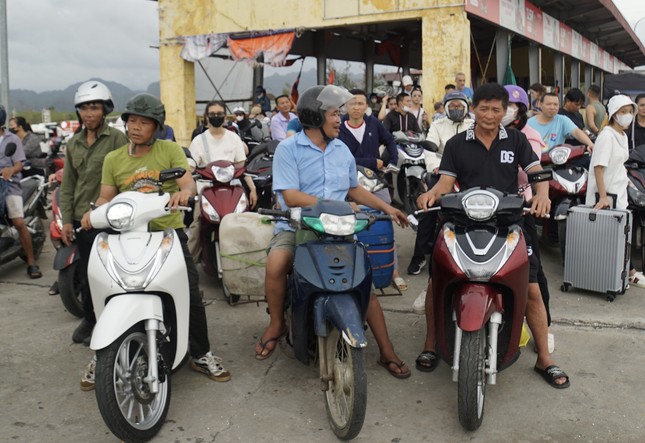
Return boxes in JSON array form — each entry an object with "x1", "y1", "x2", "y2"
[{"x1": 328, "y1": 70, "x2": 335, "y2": 85}]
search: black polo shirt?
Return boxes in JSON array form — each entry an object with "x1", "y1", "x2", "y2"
[{"x1": 438, "y1": 124, "x2": 540, "y2": 194}]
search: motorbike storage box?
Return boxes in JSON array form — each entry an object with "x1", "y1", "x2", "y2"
[
  {"x1": 356, "y1": 207, "x2": 394, "y2": 289},
  {"x1": 219, "y1": 212, "x2": 274, "y2": 296},
  {"x1": 563, "y1": 206, "x2": 632, "y2": 300}
]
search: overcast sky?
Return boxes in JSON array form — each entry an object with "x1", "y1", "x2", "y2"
[{"x1": 5, "y1": 0, "x2": 645, "y2": 93}]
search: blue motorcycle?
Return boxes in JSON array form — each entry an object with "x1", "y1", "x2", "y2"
[{"x1": 259, "y1": 200, "x2": 391, "y2": 440}]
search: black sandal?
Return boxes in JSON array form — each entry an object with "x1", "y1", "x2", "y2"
[
  {"x1": 48, "y1": 281, "x2": 59, "y2": 295},
  {"x1": 415, "y1": 350, "x2": 439, "y2": 372},
  {"x1": 534, "y1": 365, "x2": 570, "y2": 389},
  {"x1": 27, "y1": 265, "x2": 42, "y2": 279}
]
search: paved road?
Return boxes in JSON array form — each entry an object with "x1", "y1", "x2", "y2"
[{"x1": 1, "y1": 223, "x2": 644, "y2": 442}]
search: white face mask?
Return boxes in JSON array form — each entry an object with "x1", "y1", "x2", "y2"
[
  {"x1": 402, "y1": 105, "x2": 411, "y2": 113},
  {"x1": 236, "y1": 115, "x2": 245, "y2": 122},
  {"x1": 501, "y1": 106, "x2": 518, "y2": 127},
  {"x1": 615, "y1": 113, "x2": 633, "y2": 128}
]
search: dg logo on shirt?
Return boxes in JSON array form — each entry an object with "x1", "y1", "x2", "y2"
[{"x1": 500, "y1": 150, "x2": 515, "y2": 164}]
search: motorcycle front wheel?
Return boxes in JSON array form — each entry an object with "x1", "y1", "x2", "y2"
[
  {"x1": 58, "y1": 261, "x2": 83, "y2": 318},
  {"x1": 95, "y1": 324, "x2": 171, "y2": 443},
  {"x1": 403, "y1": 176, "x2": 423, "y2": 215},
  {"x1": 458, "y1": 328, "x2": 487, "y2": 431},
  {"x1": 322, "y1": 327, "x2": 367, "y2": 441}
]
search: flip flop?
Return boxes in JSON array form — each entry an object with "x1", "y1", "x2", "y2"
[
  {"x1": 48, "y1": 281, "x2": 59, "y2": 296},
  {"x1": 377, "y1": 359, "x2": 411, "y2": 379},
  {"x1": 534, "y1": 365, "x2": 570, "y2": 389},
  {"x1": 415, "y1": 350, "x2": 439, "y2": 372},
  {"x1": 393, "y1": 276, "x2": 408, "y2": 291},
  {"x1": 255, "y1": 329, "x2": 287, "y2": 361},
  {"x1": 27, "y1": 265, "x2": 42, "y2": 279}
]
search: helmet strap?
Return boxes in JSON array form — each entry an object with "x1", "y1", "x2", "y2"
[{"x1": 320, "y1": 127, "x2": 334, "y2": 144}]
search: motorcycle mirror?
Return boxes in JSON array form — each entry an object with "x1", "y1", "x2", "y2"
[
  {"x1": 38, "y1": 152, "x2": 48, "y2": 158},
  {"x1": 527, "y1": 170, "x2": 553, "y2": 183},
  {"x1": 159, "y1": 167, "x2": 187, "y2": 183},
  {"x1": 4, "y1": 142, "x2": 17, "y2": 157}
]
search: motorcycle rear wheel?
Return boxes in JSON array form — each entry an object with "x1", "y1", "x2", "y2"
[
  {"x1": 323, "y1": 328, "x2": 367, "y2": 441},
  {"x1": 458, "y1": 328, "x2": 487, "y2": 431},
  {"x1": 58, "y1": 262, "x2": 83, "y2": 318},
  {"x1": 95, "y1": 324, "x2": 171, "y2": 443}
]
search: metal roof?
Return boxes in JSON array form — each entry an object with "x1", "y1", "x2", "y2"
[{"x1": 531, "y1": 0, "x2": 645, "y2": 68}]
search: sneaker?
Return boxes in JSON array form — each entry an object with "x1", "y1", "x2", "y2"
[
  {"x1": 72, "y1": 319, "x2": 94, "y2": 344},
  {"x1": 80, "y1": 356, "x2": 96, "y2": 391},
  {"x1": 407, "y1": 258, "x2": 426, "y2": 275},
  {"x1": 190, "y1": 352, "x2": 231, "y2": 382},
  {"x1": 628, "y1": 271, "x2": 645, "y2": 288},
  {"x1": 413, "y1": 290, "x2": 426, "y2": 314}
]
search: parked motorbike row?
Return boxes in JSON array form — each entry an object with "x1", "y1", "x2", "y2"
[{"x1": 8, "y1": 130, "x2": 641, "y2": 442}]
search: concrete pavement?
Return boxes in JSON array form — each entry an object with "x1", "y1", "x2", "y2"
[{"x1": 1, "y1": 224, "x2": 644, "y2": 442}]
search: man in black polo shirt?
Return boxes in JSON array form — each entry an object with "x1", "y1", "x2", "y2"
[
  {"x1": 414, "y1": 83, "x2": 570, "y2": 389},
  {"x1": 558, "y1": 88, "x2": 585, "y2": 145}
]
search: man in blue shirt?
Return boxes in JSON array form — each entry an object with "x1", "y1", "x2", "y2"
[
  {"x1": 256, "y1": 85, "x2": 411, "y2": 378},
  {"x1": 527, "y1": 93, "x2": 594, "y2": 152},
  {"x1": 455, "y1": 72, "x2": 473, "y2": 100}
]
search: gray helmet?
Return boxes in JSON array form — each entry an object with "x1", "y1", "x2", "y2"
[
  {"x1": 297, "y1": 85, "x2": 354, "y2": 129},
  {"x1": 121, "y1": 93, "x2": 165, "y2": 128},
  {"x1": 443, "y1": 91, "x2": 469, "y2": 122},
  {"x1": 74, "y1": 81, "x2": 114, "y2": 114}
]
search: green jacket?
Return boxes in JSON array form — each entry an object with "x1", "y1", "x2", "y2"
[{"x1": 60, "y1": 122, "x2": 129, "y2": 224}]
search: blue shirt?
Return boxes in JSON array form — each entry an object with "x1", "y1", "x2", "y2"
[
  {"x1": 0, "y1": 132, "x2": 26, "y2": 196},
  {"x1": 527, "y1": 114, "x2": 578, "y2": 151},
  {"x1": 273, "y1": 131, "x2": 358, "y2": 232}
]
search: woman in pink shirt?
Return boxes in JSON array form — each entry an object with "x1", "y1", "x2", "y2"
[{"x1": 504, "y1": 85, "x2": 554, "y2": 353}]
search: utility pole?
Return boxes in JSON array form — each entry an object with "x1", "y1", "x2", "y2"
[{"x1": 0, "y1": 0, "x2": 9, "y2": 113}]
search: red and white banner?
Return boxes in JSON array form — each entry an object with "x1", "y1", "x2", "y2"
[{"x1": 465, "y1": 0, "x2": 626, "y2": 73}]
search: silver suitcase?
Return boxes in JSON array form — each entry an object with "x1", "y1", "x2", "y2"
[{"x1": 562, "y1": 206, "x2": 632, "y2": 301}]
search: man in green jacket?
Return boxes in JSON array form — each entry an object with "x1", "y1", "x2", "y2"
[{"x1": 59, "y1": 81, "x2": 128, "y2": 346}]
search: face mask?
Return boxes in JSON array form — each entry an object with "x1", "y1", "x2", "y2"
[
  {"x1": 402, "y1": 105, "x2": 411, "y2": 113},
  {"x1": 208, "y1": 116, "x2": 225, "y2": 127},
  {"x1": 236, "y1": 115, "x2": 245, "y2": 122},
  {"x1": 501, "y1": 107, "x2": 518, "y2": 127},
  {"x1": 615, "y1": 113, "x2": 633, "y2": 128},
  {"x1": 8, "y1": 128, "x2": 17, "y2": 134},
  {"x1": 447, "y1": 109, "x2": 465, "y2": 122}
]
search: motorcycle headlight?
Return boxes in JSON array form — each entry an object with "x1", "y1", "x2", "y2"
[
  {"x1": 303, "y1": 213, "x2": 357, "y2": 236},
  {"x1": 462, "y1": 190, "x2": 499, "y2": 221},
  {"x1": 358, "y1": 172, "x2": 380, "y2": 192},
  {"x1": 549, "y1": 146, "x2": 571, "y2": 165},
  {"x1": 95, "y1": 230, "x2": 174, "y2": 291},
  {"x1": 212, "y1": 165, "x2": 235, "y2": 183},
  {"x1": 106, "y1": 202, "x2": 134, "y2": 230},
  {"x1": 54, "y1": 207, "x2": 63, "y2": 232},
  {"x1": 201, "y1": 195, "x2": 220, "y2": 222}
]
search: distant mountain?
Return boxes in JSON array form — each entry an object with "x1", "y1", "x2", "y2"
[{"x1": 8, "y1": 78, "x2": 152, "y2": 113}]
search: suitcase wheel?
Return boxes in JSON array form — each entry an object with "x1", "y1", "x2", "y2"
[{"x1": 561, "y1": 283, "x2": 571, "y2": 292}]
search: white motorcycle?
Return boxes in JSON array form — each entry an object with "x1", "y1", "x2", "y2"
[{"x1": 88, "y1": 168, "x2": 191, "y2": 442}]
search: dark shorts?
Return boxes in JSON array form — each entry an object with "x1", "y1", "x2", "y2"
[
  {"x1": 267, "y1": 230, "x2": 296, "y2": 254},
  {"x1": 521, "y1": 216, "x2": 540, "y2": 284}
]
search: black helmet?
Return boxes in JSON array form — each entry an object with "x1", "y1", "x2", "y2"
[
  {"x1": 121, "y1": 93, "x2": 165, "y2": 128},
  {"x1": 0, "y1": 105, "x2": 5, "y2": 127},
  {"x1": 297, "y1": 85, "x2": 354, "y2": 129}
]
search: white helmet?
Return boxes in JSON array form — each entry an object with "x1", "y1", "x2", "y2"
[{"x1": 74, "y1": 81, "x2": 114, "y2": 114}]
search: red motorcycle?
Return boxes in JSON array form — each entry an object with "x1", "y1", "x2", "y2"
[
  {"x1": 428, "y1": 173, "x2": 550, "y2": 431},
  {"x1": 49, "y1": 168, "x2": 83, "y2": 317},
  {"x1": 196, "y1": 160, "x2": 249, "y2": 302},
  {"x1": 539, "y1": 144, "x2": 588, "y2": 260}
]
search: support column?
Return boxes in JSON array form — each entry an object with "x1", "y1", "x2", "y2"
[
  {"x1": 571, "y1": 59, "x2": 580, "y2": 89},
  {"x1": 315, "y1": 31, "x2": 327, "y2": 85},
  {"x1": 529, "y1": 42, "x2": 540, "y2": 86},
  {"x1": 159, "y1": 43, "x2": 195, "y2": 148},
  {"x1": 593, "y1": 68, "x2": 601, "y2": 87},
  {"x1": 252, "y1": 60, "x2": 264, "y2": 93},
  {"x1": 495, "y1": 29, "x2": 510, "y2": 84},
  {"x1": 553, "y1": 52, "x2": 564, "y2": 101},
  {"x1": 584, "y1": 64, "x2": 592, "y2": 91},
  {"x1": 364, "y1": 40, "x2": 375, "y2": 94},
  {"x1": 420, "y1": 8, "x2": 470, "y2": 107}
]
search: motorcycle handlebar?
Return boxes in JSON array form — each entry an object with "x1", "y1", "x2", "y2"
[{"x1": 258, "y1": 208, "x2": 289, "y2": 218}]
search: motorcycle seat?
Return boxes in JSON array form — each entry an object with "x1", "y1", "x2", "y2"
[{"x1": 21, "y1": 177, "x2": 40, "y2": 203}]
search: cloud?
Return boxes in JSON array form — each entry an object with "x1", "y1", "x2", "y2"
[{"x1": 7, "y1": 0, "x2": 160, "y2": 92}]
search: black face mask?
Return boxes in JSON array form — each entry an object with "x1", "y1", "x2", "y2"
[
  {"x1": 208, "y1": 116, "x2": 225, "y2": 127},
  {"x1": 8, "y1": 128, "x2": 17, "y2": 134}
]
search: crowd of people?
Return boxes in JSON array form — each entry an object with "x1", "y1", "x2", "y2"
[{"x1": 3, "y1": 71, "x2": 645, "y2": 399}]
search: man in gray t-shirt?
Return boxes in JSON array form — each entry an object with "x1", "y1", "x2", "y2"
[{"x1": 0, "y1": 106, "x2": 42, "y2": 278}]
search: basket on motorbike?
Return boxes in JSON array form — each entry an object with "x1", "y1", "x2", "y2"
[
  {"x1": 219, "y1": 212, "x2": 274, "y2": 303},
  {"x1": 356, "y1": 207, "x2": 398, "y2": 295}
]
